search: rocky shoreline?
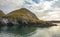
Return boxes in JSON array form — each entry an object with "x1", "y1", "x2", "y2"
[{"x1": 0, "y1": 18, "x2": 57, "y2": 28}]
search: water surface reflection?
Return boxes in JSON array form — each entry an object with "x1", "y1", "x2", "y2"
[{"x1": 0, "y1": 26, "x2": 60, "y2": 37}]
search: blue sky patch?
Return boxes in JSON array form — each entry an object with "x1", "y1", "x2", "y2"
[
  {"x1": 24, "y1": 1, "x2": 32, "y2": 5},
  {"x1": 32, "y1": 0, "x2": 40, "y2": 4},
  {"x1": 45, "y1": 0, "x2": 53, "y2": 1},
  {"x1": 24, "y1": 1, "x2": 32, "y2": 8}
]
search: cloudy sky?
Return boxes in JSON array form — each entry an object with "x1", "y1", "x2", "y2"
[{"x1": 0, "y1": 0, "x2": 60, "y2": 20}]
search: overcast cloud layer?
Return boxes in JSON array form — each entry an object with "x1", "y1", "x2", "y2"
[{"x1": 0, "y1": 0, "x2": 60, "y2": 20}]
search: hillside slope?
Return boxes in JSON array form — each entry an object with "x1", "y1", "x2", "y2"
[
  {"x1": 6, "y1": 8, "x2": 42, "y2": 23},
  {"x1": 0, "y1": 10, "x2": 5, "y2": 18}
]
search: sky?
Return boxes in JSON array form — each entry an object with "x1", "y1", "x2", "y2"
[{"x1": 0, "y1": 0, "x2": 60, "y2": 20}]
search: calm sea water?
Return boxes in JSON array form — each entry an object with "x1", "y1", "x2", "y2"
[{"x1": 0, "y1": 24, "x2": 60, "y2": 37}]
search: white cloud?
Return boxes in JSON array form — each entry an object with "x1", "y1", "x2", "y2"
[
  {"x1": 0, "y1": 0, "x2": 60, "y2": 20},
  {"x1": 43, "y1": 1, "x2": 55, "y2": 10},
  {"x1": 53, "y1": 0, "x2": 59, "y2": 1},
  {"x1": 41, "y1": 10, "x2": 60, "y2": 20},
  {"x1": 0, "y1": 0, "x2": 24, "y2": 14}
]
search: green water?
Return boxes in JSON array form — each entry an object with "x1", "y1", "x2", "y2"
[
  {"x1": 0, "y1": 26, "x2": 36, "y2": 37},
  {"x1": 0, "y1": 26, "x2": 60, "y2": 37}
]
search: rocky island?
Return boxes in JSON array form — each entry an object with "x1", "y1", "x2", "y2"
[{"x1": 0, "y1": 8, "x2": 57, "y2": 28}]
